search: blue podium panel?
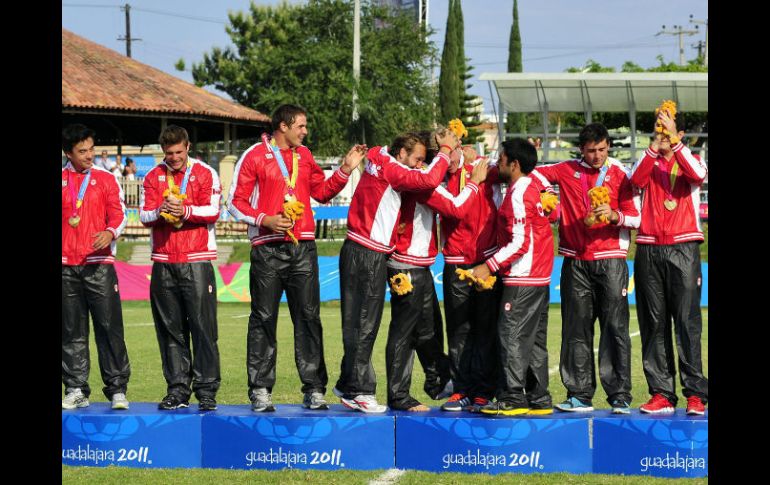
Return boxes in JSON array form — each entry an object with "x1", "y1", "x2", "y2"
[
  {"x1": 201, "y1": 404, "x2": 395, "y2": 470},
  {"x1": 394, "y1": 410, "x2": 592, "y2": 474},
  {"x1": 62, "y1": 403, "x2": 202, "y2": 468},
  {"x1": 593, "y1": 410, "x2": 708, "y2": 478}
]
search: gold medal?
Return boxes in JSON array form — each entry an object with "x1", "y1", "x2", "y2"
[
  {"x1": 663, "y1": 199, "x2": 677, "y2": 211},
  {"x1": 68, "y1": 215, "x2": 80, "y2": 228}
]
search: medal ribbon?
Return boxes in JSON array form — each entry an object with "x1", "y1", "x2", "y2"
[
  {"x1": 68, "y1": 168, "x2": 91, "y2": 217},
  {"x1": 166, "y1": 160, "x2": 193, "y2": 195},
  {"x1": 656, "y1": 157, "x2": 679, "y2": 201},
  {"x1": 262, "y1": 133, "x2": 299, "y2": 195}
]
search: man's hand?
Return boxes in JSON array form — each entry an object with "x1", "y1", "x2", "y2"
[
  {"x1": 262, "y1": 214, "x2": 294, "y2": 233},
  {"x1": 658, "y1": 110, "x2": 678, "y2": 136},
  {"x1": 593, "y1": 203, "x2": 618, "y2": 223},
  {"x1": 470, "y1": 263, "x2": 492, "y2": 283},
  {"x1": 340, "y1": 144, "x2": 368, "y2": 174},
  {"x1": 461, "y1": 145, "x2": 478, "y2": 161},
  {"x1": 161, "y1": 197, "x2": 184, "y2": 217},
  {"x1": 91, "y1": 231, "x2": 114, "y2": 250},
  {"x1": 470, "y1": 158, "x2": 489, "y2": 184},
  {"x1": 435, "y1": 129, "x2": 460, "y2": 152}
]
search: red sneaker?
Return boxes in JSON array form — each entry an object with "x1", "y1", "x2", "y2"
[
  {"x1": 686, "y1": 396, "x2": 706, "y2": 416},
  {"x1": 640, "y1": 394, "x2": 675, "y2": 414}
]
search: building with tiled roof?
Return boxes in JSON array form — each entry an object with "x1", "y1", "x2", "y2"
[{"x1": 62, "y1": 28, "x2": 270, "y2": 147}]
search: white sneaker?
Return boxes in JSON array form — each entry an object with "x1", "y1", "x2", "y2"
[
  {"x1": 62, "y1": 389, "x2": 89, "y2": 410},
  {"x1": 111, "y1": 393, "x2": 130, "y2": 410},
  {"x1": 341, "y1": 394, "x2": 387, "y2": 413}
]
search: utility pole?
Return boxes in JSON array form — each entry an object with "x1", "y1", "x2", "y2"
[
  {"x1": 118, "y1": 3, "x2": 141, "y2": 58},
  {"x1": 691, "y1": 40, "x2": 705, "y2": 62},
  {"x1": 689, "y1": 15, "x2": 708, "y2": 68},
  {"x1": 352, "y1": 0, "x2": 362, "y2": 141},
  {"x1": 656, "y1": 24, "x2": 698, "y2": 65}
]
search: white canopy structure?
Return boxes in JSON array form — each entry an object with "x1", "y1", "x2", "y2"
[{"x1": 480, "y1": 72, "x2": 708, "y2": 162}]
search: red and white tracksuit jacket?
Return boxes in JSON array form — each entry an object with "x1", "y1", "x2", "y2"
[
  {"x1": 532, "y1": 157, "x2": 640, "y2": 260},
  {"x1": 441, "y1": 158, "x2": 501, "y2": 265},
  {"x1": 346, "y1": 146, "x2": 450, "y2": 253},
  {"x1": 391, "y1": 181, "x2": 481, "y2": 266},
  {"x1": 140, "y1": 158, "x2": 221, "y2": 263},
  {"x1": 227, "y1": 139, "x2": 350, "y2": 246},
  {"x1": 61, "y1": 163, "x2": 127, "y2": 265},
  {"x1": 485, "y1": 176, "x2": 554, "y2": 286},
  {"x1": 630, "y1": 143, "x2": 707, "y2": 245}
]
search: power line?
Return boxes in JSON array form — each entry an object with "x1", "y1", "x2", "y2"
[
  {"x1": 132, "y1": 6, "x2": 227, "y2": 25},
  {"x1": 62, "y1": 3, "x2": 118, "y2": 7}
]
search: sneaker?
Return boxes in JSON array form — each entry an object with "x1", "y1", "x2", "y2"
[
  {"x1": 62, "y1": 389, "x2": 89, "y2": 410},
  {"x1": 251, "y1": 388, "x2": 275, "y2": 412},
  {"x1": 640, "y1": 394, "x2": 675, "y2": 415},
  {"x1": 198, "y1": 397, "x2": 217, "y2": 412},
  {"x1": 332, "y1": 386, "x2": 344, "y2": 399},
  {"x1": 555, "y1": 397, "x2": 594, "y2": 412},
  {"x1": 527, "y1": 404, "x2": 554, "y2": 415},
  {"x1": 303, "y1": 392, "x2": 329, "y2": 410},
  {"x1": 465, "y1": 397, "x2": 489, "y2": 413},
  {"x1": 441, "y1": 393, "x2": 471, "y2": 412},
  {"x1": 158, "y1": 394, "x2": 189, "y2": 410},
  {"x1": 341, "y1": 394, "x2": 387, "y2": 413},
  {"x1": 111, "y1": 393, "x2": 129, "y2": 410},
  {"x1": 686, "y1": 396, "x2": 706, "y2": 416},
  {"x1": 435, "y1": 379, "x2": 454, "y2": 400},
  {"x1": 480, "y1": 400, "x2": 529, "y2": 416},
  {"x1": 610, "y1": 399, "x2": 631, "y2": 415}
]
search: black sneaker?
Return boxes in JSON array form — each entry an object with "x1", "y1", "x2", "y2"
[
  {"x1": 198, "y1": 397, "x2": 217, "y2": 411},
  {"x1": 158, "y1": 394, "x2": 189, "y2": 410}
]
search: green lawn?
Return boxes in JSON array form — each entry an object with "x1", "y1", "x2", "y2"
[{"x1": 63, "y1": 301, "x2": 708, "y2": 484}]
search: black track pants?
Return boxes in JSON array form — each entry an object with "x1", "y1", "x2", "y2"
[
  {"x1": 415, "y1": 289, "x2": 451, "y2": 399},
  {"x1": 496, "y1": 285, "x2": 551, "y2": 407},
  {"x1": 635, "y1": 242, "x2": 708, "y2": 405},
  {"x1": 247, "y1": 241, "x2": 327, "y2": 397},
  {"x1": 443, "y1": 263, "x2": 500, "y2": 399},
  {"x1": 334, "y1": 240, "x2": 389, "y2": 397},
  {"x1": 62, "y1": 264, "x2": 130, "y2": 399},
  {"x1": 151, "y1": 262, "x2": 220, "y2": 401},
  {"x1": 559, "y1": 258, "x2": 632, "y2": 405},
  {"x1": 385, "y1": 266, "x2": 441, "y2": 409}
]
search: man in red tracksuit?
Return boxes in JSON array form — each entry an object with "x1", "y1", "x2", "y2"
[
  {"x1": 438, "y1": 146, "x2": 502, "y2": 413},
  {"x1": 531, "y1": 123, "x2": 640, "y2": 414},
  {"x1": 62, "y1": 124, "x2": 131, "y2": 411},
  {"x1": 141, "y1": 125, "x2": 222, "y2": 412},
  {"x1": 384, "y1": 154, "x2": 488, "y2": 411},
  {"x1": 227, "y1": 104, "x2": 366, "y2": 412},
  {"x1": 630, "y1": 111, "x2": 708, "y2": 416},
  {"x1": 470, "y1": 139, "x2": 555, "y2": 416},
  {"x1": 333, "y1": 130, "x2": 458, "y2": 413}
]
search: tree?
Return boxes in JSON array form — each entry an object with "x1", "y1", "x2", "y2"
[
  {"x1": 504, "y1": 0, "x2": 526, "y2": 137},
  {"x1": 438, "y1": 0, "x2": 460, "y2": 123},
  {"x1": 453, "y1": 0, "x2": 484, "y2": 144},
  {"x1": 191, "y1": 0, "x2": 436, "y2": 156}
]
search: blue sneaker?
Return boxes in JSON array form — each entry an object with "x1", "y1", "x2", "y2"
[
  {"x1": 440, "y1": 393, "x2": 471, "y2": 412},
  {"x1": 554, "y1": 397, "x2": 593, "y2": 412},
  {"x1": 610, "y1": 399, "x2": 631, "y2": 414}
]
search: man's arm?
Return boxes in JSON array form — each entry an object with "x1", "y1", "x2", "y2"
[
  {"x1": 140, "y1": 170, "x2": 163, "y2": 227},
  {"x1": 612, "y1": 172, "x2": 641, "y2": 229},
  {"x1": 227, "y1": 151, "x2": 268, "y2": 228},
  {"x1": 182, "y1": 166, "x2": 221, "y2": 224},
  {"x1": 384, "y1": 150, "x2": 450, "y2": 192},
  {"x1": 672, "y1": 144, "x2": 708, "y2": 185},
  {"x1": 629, "y1": 146, "x2": 658, "y2": 189},
  {"x1": 423, "y1": 183, "x2": 480, "y2": 220},
  {"x1": 308, "y1": 145, "x2": 366, "y2": 203}
]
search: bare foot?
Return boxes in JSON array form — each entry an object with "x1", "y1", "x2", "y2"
[{"x1": 408, "y1": 404, "x2": 430, "y2": 412}]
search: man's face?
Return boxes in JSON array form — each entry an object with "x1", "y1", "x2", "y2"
[
  {"x1": 448, "y1": 147, "x2": 462, "y2": 174},
  {"x1": 66, "y1": 138, "x2": 95, "y2": 172},
  {"x1": 162, "y1": 141, "x2": 190, "y2": 171},
  {"x1": 398, "y1": 143, "x2": 427, "y2": 169},
  {"x1": 658, "y1": 131, "x2": 684, "y2": 155},
  {"x1": 282, "y1": 114, "x2": 308, "y2": 148},
  {"x1": 101, "y1": 150, "x2": 108, "y2": 158},
  {"x1": 498, "y1": 152, "x2": 512, "y2": 182},
  {"x1": 580, "y1": 139, "x2": 609, "y2": 169}
]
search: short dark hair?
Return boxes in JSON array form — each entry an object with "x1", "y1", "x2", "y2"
[
  {"x1": 125, "y1": 157, "x2": 135, "y2": 165},
  {"x1": 388, "y1": 132, "x2": 426, "y2": 159},
  {"x1": 159, "y1": 125, "x2": 189, "y2": 147},
  {"x1": 271, "y1": 104, "x2": 307, "y2": 131},
  {"x1": 500, "y1": 139, "x2": 538, "y2": 174},
  {"x1": 578, "y1": 122, "x2": 610, "y2": 148},
  {"x1": 62, "y1": 124, "x2": 96, "y2": 153}
]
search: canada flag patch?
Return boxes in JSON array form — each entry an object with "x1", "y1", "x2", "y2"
[
  {"x1": 504, "y1": 302, "x2": 512, "y2": 312},
  {"x1": 621, "y1": 288, "x2": 627, "y2": 297}
]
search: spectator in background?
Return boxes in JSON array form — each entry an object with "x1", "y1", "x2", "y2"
[
  {"x1": 95, "y1": 149, "x2": 115, "y2": 171},
  {"x1": 111, "y1": 155, "x2": 124, "y2": 178},
  {"x1": 629, "y1": 110, "x2": 709, "y2": 416},
  {"x1": 123, "y1": 158, "x2": 137, "y2": 180},
  {"x1": 61, "y1": 124, "x2": 131, "y2": 411}
]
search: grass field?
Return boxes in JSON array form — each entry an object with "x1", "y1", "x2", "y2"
[{"x1": 62, "y1": 300, "x2": 708, "y2": 484}]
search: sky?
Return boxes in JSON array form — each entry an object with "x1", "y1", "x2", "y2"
[{"x1": 62, "y1": 0, "x2": 708, "y2": 115}]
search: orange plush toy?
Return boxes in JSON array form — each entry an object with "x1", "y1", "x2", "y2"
[
  {"x1": 540, "y1": 191, "x2": 558, "y2": 213},
  {"x1": 282, "y1": 198, "x2": 305, "y2": 245},
  {"x1": 389, "y1": 273, "x2": 413, "y2": 295},
  {"x1": 160, "y1": 186, "x2": 187, "y2": 229},
  {"x1": 455, "y1": 268, "x2": 497, "y2": 291},
  {"x1": 585, "y1": 186, "x2": 610, "y2": 226},
  {"x1": 654, "y1": 100, "x2": 677, "y2": 136}
]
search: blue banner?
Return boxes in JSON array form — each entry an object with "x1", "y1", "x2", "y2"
[
  {"x1": 130, "y1": 155, "x2": 158, "y2": 178},
  {"x1": 593, "y1": 411, "x2": 708, "y2": 478},
  {"x1": 304, "y1": 255, "x2": 708, "y2": 306},
  {"x1": 394, "y1": 410, "x2": 592, "y2": 474},
  {"x1": 201, "y1": 405, "x2": 395, "y2": 470},
  {"x1": 62, "y1": 403, "x2": 202, "y2": 468}
]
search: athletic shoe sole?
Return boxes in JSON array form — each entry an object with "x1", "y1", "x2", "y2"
[
  {"x1": 251, "y1": 405, "x2": 275, "y2": 412},
  {"x1": 555, "y1": 405, "x2": 594, "y2": 412},
  {"x1": 640, "y1": 407, "x2": 674, "y2": 414},
  {"x1": 159, "y1": 403, "x2": 189, "y2": 410},
  {"x1": 341, "y1": 398, "x2": 387, "y2": 413},
  {"x1": 304, "y1": 403, "x2": 330, "y2": 410},
  {"x1": 111, "y1": 403, "x2": 130, "y2": 410},
  {"x1": 686, "y1": 409, "x2": 705, "y2": 416},
  {"x1": 528, "y1": 408, "x2": 554, "y2": 415},
  {"x1": 62, "y1": 400, "x2": 89, "y2": 410},
  {"x1": 611, "y1": 407, "x2": 631, "y2": 415},
  {"x1": 498, "y1": 408, "x2": 529, "y2": 416}
]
